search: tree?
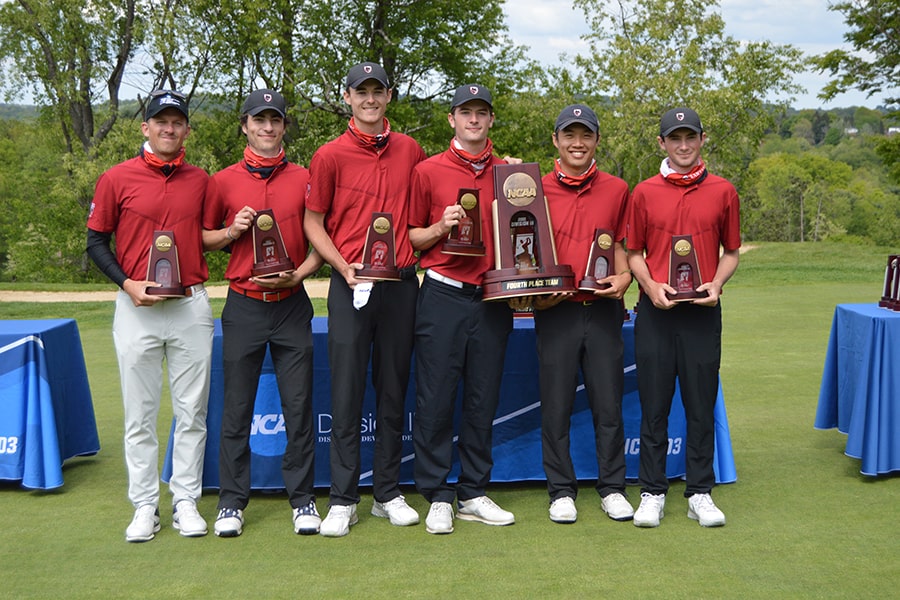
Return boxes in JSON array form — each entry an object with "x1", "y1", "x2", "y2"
[
  {"x1": 0, "y1": 0, "x2": 144, "y2": 156},
  {"x1": 815, "y1": 0, "x2": 900, "y2": 106},
  {"x1": 569, "y1": 0, "x2": 806, "y2": 189}
]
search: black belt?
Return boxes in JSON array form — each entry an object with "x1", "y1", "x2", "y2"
[{"x1": 398, "y1": 265, "x2": 418, "y2": 280}]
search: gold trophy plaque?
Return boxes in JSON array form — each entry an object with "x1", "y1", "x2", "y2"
[{"x1": 578, "y1": 228, "x2": 616, "y2": 291}]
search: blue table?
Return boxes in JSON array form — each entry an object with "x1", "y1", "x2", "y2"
[
  {"x1": 0, "y1": 319, "x2": 100, "y2": 489},
  {"x1": 815, "y1": 304, "x2": 900, "y2": 475},
  {"x1": 164, "y1": 314, "x2": 736, "y2": 489}
]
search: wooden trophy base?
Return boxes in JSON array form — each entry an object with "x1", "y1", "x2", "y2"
[
  {"x1": 356, "y1": 266, "x2": 402, "y2": 281},
  {"x1": 146, "y1": 285, "x2": 186, "y2": 298},
  {"x1": 252, "y1": 258, "x2": 295, "y2": 278},
  {"x1": 578, "y1": 277, "x2": 611, "y2": 292},
  {"x1": 482, "y1": 264, "x2": 575, "y2": 301},
  {"x1": 441, "y1": 240, "x2": 486, "y2": 256}
]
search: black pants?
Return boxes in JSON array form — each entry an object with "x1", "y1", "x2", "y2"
[
  {"x1": 412, "y1": 276, "x2": 513, "y2": 504},
  {"x1": 634, "y1": 296, "x2": 721, "y2": 496},
  {"x1": 326, "y1": 269, "x2": 418, "y2": 506},
  {"x1": 217, "y1": 288, "x2": 315, "y2": 511},
  {"x1": 533, "y1": 298, "x2": 626, "y2": 501}
]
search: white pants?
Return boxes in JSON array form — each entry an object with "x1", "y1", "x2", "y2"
[{"x1": 113, "y1": 285, "x2": 213, "y2": 508}]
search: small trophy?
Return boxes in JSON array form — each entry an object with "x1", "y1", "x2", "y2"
[
  {"x1": 879, "y1": 255, "x2": 899, "y2": 309},
  {"x1": 442, "y1": 188, "x2": 485, "y2": 256},
  {"x1": 482, "y1": 163, "x2": 575, "y2": 300},
  {"x1": 146, "y1": 230, "x2": 186, "y2": 297},
  {"x1": 251, "y1": 208, "x2": 294, "y2": 278},
  {"x1": 578, "y1": 228, "x2": 616, "y2": 291},
  {"x1": 356, "y1": 212, "x2": 401, "y2": 281},
  {"x1": 666, "y1": 234, "x2": 709, "y2": 302}
]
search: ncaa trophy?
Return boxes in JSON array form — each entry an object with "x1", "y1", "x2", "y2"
[
  {"x1": 356, "y1": 212, "x2": 402, "y2": 281},
  {"x1": 578, "y1": 228, "x2": 616, "y2": 291},
  {"x1": 251, "y1": 208, "x2": 295, "y2": 277},
  {"x1": 481, "y1": 163, "x2": 575, "y2": 300},
  {"x1": 666, "y1": 234, "x2": 709, "y2": 302},
  {"x1": 146, "y1": 230, "x2": 186, "y2": 297},
  {"x1": 442, "y1": 188, "x2": 486, "y2": 256}
]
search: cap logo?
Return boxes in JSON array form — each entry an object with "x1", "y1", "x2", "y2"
[
  {"x1": 573, "y1": 108, "x2": 582, "y2": 116},
  {"x1": 470, "y1": 86, "x2": 479, "y2": 95},
  {"x1": 676, "y1": 112, "x2": 685, "y2": 121},
  {"x1": 263, "y1": 93, "x2": 272, "y2": 103},
  {"x1": 364, "y1": 65, "x2": 373, "y2": 74},
  {"x1": 158, "y1": 95, "x2": 181, "y2": 107}
]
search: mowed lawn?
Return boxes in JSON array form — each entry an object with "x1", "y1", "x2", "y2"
[{"x1": 0, "y1": 242, "x2": 898, "y2": 599}]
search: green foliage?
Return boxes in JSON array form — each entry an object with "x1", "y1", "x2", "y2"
[
  {"x1": 815, "y1": 0, "x2": 900, "y2": 105},
  {"x1": 571, "y1": 0, "x2": 805, "y2": 188}
]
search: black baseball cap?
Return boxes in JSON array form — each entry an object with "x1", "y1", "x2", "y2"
[
  {"x1": 555, "y1": 104, "x2": 599, "y2": 133},
  {"x1": 241, "y1": 89, "x2": 286, "y2": 117},
  {"x1": 145, "y1": 90, "x2": 189, "y2": 122},
  {"x1": 660, "y1": 107, "x2": 703, "y2": 137},
  {"x1": 346, "y1": 62, "x2": 390, "y2": 89},
  {"x1": 450, "y1": 84, "x2": 493, "y2": 111}
]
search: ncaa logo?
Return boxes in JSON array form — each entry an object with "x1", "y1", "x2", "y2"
[{"x1": 249, "y1": 376, "x2": 287, "y2": 457}]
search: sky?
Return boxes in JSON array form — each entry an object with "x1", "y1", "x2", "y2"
[{"x1": 503, "y1": 0, "x2": 891, "y2": 109}]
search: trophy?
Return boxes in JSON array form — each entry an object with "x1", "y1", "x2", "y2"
[
  {"x1": 666, "y1": 234, "x2": 709, "y2": 302},
  {"x1": 879, "y1": 255, "x2": 899, "y2": 309},
  {"x1": 251, "y1": 208, "x2": 295, "y2": 277},
  {"x1": 146, "y1": 230, "x2": 186, "y2": 297},
  {"x1": 578, "y1": 228, "x2": 616, "y2": 291},
  {"x1": 442, "y1": 188, "x2": 486, "y2": 256},
  {"x1": 889, "y1": 255, "x2": 900, "y2": 311},
  {"x1": 482, "y1": 163, "x2": 575, "y2": 300},
  {"x1": 356, "y1": 212, "x2": 401, "y2": 281}
]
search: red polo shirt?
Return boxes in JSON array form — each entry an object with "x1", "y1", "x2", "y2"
[
  {"x1": 87, "y1": 156, "x2": 209, "y2": 286},
  {"x1": 627, "y1": 172, "x2": 741, "y2": 287},
  {"x1": 203, "y1": 161, "x2": 310, "y2": 289},
  {"x1": 409, "y1": 150, "x2": 506, "y2": 286},
  {"x1": 543, "y1": 170, "x2": 630, "y2": 303},
  {"x1": 306, "y1": 129, "x2": 426, "y2": 269}
]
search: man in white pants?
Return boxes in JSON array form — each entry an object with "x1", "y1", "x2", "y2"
[{"x1": 87, "y1": 89, "x2": 213, "y2": 542}]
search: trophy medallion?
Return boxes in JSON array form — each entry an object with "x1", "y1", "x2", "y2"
[
  {"x1": 251, "y1": 208, "x2": 295, "y2": 277},
  {"x1": 481, "y1": 163, "x2": 575, "y2": 300},
  {"x1": 146, "y1": 230, "x2": 186, "y2": 297}
]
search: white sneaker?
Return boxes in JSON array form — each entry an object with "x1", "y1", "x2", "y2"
[
  {"x1": 371, "y1": 495, "x2": 420, "y2": 526},
  {"x1": 457, "y1": 496, "x2": 515, "y2": 526},
  {"x1": 548, "y1": 496, "x2": 577, "y2": 523},
  {"x1": 125, "y1": 504, "x2": 160, "y2": 542},
  {"x1": 601, "y1": 493, "x2": 635, "y2": 521},
  {"x1": 425, "y1": 502, "x2": 454, "y2": 535},
  {"x1": 293, "y1": 500, "x2": 321, "y2": 535},
  {"x1": 214, "y1": 508, "x2": 244, "y2": 537},
  {"x1": 687, "y1": 493, "x2": 726, "y2": 527},
  {"x1": 319, "y1": 504, "x2": 358, "y2": 537},
  {"x1": 633, "y1": 493, "x2": 665, "y2": 528},
  {"x1": 173, "y1": 500, "x2": 207, "y2": 537}
]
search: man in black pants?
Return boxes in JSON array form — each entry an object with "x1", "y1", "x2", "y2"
[{"x1": 203, "y1": 89, "x2": 323, "y2": 537}]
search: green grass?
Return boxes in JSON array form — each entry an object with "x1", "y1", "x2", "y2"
[{"x1": 1, "y1": 242, "x2": 899, "y2": 598}]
